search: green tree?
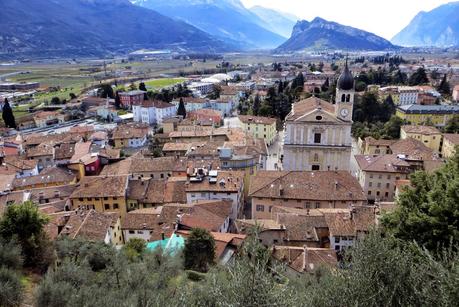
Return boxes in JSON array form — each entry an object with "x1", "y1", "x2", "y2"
[
  {"x1": 382, "y1": 152, "x2": 459, "y2": 251},
  {"x1": 444, "y1": 115, "x2": 459, "y2": 133},
  {"x1": 408, "y1": 67, "x2": 429, "y2": 85},
  {"x1": 114, "y1": 91, "x2": 121, "y2": 109},
  {"x1": 437, "y1": 74, "x2": 451, "y2": 96},
  {"x1": 382, "y1": 115, "x2": 403, "y2": 139},
  {"x1": 69, "y1": 93, "x2": 77, "y2": 100},
  {"x1": 50, "y1": 97, "x2": 61, "y2": 105},
  {"x1": 99, "y1": 84, "x2": 114, "y2": 99},
  {"x1": 183, "y1": 228, "x2": 215, "y2": 272},
  {"x1": 2, "y1": 98, "x2": 16, "y2": 129},
  {"x1": 0, "y1": 267, "x2": 23, "y2": 307},
  {"x1": 252, "y1": 94, "x2": 261, "y2": 116},
  {"x1": 139, "y1": 82, "x2": 148, "y2": 100},
  {"x1": 0, "y1": 201, "x2": 51, "y2": 268},
  {"x1": 177, "y1": 97, "x2": 186, "y2": 119}
]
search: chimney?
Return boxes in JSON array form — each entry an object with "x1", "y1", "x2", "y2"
[{"x1": 303, "y1": 245, "x2": 308, "y2": 272}]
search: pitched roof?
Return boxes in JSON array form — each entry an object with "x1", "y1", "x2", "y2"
[
  {"x1": 249, "y1": 171, "x2": 366, "y2": 201},
  {"x1": 390, "y1": 138, "x2": 436, "y2": 161},
  {"x1": 70, "y1": 176, "x2": 127, "y2": 198},
  {"x1": 443, "y1": 133, "x2": 459, "y2": 145},
  {"x1": 238, "y1": 115, "x2": 276, "y2": 125},
  {"x1": 59, "y1": 209, "x2": 118, "y2": 241},
  {"x1": 354, "y1": 154, "x2": 411, "y2": 173},
  {"x1": 185, "y1": 170, "x2": 244, "y2": 193},
  {"x1": 276, "y1": 213, "x2": 327, "y2": 242},
  {"x1": 364, "y1": 136, "x2": 396, "y2": 146},
  {"x1": 285, "y1": 97, "x2": 335, "y2": 121},
  {"x1": 272, "y1": 246, "x2": 337, "y2": 273},
  {"x1": 402, "y1": 125, "x2": 441, "y2": 135},
  {"x1": 12, "y1": 167, "x2": 76, "y2": 189}
]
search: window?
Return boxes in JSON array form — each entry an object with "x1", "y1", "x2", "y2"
[
  {"x1": 304, "y1": 202, "x2": 311, "y2": 209},
  {"x1": 269, "y1": 206, "x2": 273, "y2": 213},
  {"x1": 256, "y1": 205, "x2": 264, "y2": 212},
  {"x1": 376, "y1": 191, "x2": 380, "y2": 196},
  {"x1": 104, "y1": 197, "x2": 108, "y2": 200},
  {"x1": 201, "y1": 193, "x2": 206, "y2": 197},
  {"x1": 335, "y1": 245, "x2": 340, "y2": 251},
  {"x1": 385, "y1": 192, "x2": 389, "y2": 197},
  {"x1": 79, "y1": 198, "x2": 83, "y2": 201},
  {"x1": 387, "y1": 175, "x2": 391, "y2": 180},
  {"x1": 378, "y1": 174, "x2": 382, "y2": 179},
  {"x1": 369, "y1": 182, "x2": 373, "y2": 187},
  {"x1": 377, "y1": 183, "x2": 381, "y2": 188},
  {"x1": 386, "y1": 183, "x2": 390, "y2": 188},
  {"x1": 87, "y1": 198, "x2": 92, "y2": 201},
  {"x1": 104, "y1": 204, "x2": 110, "y2": 210},
  {"x1": 95, "y1": 197, "x2": 100, "y2": 201},
  {"x1": 368, "y1": 190, "x2": 372, "y2": 195},
  {"x1": 137, "y1": 230, "x2": 143, "y2": 234},
  {"x1": 313, "y1": 153, "x2": 319, "y2": 162},
  {"x1": 113, "y1": 204, "x2": 119, "y2": 209},
  {"x1": 335, "y1": 237, "x2": 340, "y2": 243},
  {"x1": 129, "y1": 230, "x2": 135, "y2": 234},
  {"x1": 314, "y1": 133, "x2": 321, "y2": 144},
  {"x1": 315, "y1": 202, "x2": 320, "y2": 209},
  {"x1": 160, "y1": 174, "x2": 164, "y2": 179},
  {"x1": 312, "y1": 165, "x2": 320, "y2": 171},
  {"x1": 369, "y1": 174, "x2": 373, "y2": 179}
]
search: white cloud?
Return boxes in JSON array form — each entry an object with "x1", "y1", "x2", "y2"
[{"x1": 242, "y1": 0, "x2": 451, "y2": 39}]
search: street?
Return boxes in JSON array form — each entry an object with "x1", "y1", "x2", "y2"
[{"x1": 266, "y1": 130, "x2": 284, "y2": 170}]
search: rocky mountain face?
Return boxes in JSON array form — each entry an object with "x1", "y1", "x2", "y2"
[
  {"x1": 276, "y1": 17, "x2": 396, "y2": 52},
  {"x1": 249, "y1": 6, "x2": 298, "y2": 38},
  {"x1": 392, "y1": 1, "x2": 459, "y2": 47},
  {"x1": 131, "y1": 0, "x2": 286, "y2": 49},
  {"x1": 0, "y1": 0, "x2": 231, "y2": 59}
]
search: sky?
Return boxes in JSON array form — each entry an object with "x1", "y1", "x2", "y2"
[{"x1": 241, "y1": 0, "x2": 453, "y2": 39}]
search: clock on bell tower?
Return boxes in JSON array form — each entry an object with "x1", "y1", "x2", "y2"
[{"x1": 335, "y1": 58, "x2": 355, "y2": 122}]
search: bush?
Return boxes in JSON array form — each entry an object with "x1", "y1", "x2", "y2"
[
  {"x1": 0, "y1": 267, "x2": 23, "y2": 307},
  {"x1": 186, "y1": 270, "x2": 206, "y2": 282}
]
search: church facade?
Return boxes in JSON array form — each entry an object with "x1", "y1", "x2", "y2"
[{"x1": 282, "y1": 61, "x2": 354, "y2": 171}]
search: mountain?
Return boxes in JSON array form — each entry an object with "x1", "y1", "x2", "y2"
[
  {"x1": 131, "y1": 0, "x2": 286, "y2": 49},
  {"x1": 0, "y1": 0, "x2": 231, "y2": 59},
  {"x1": 275, "y1": 17, "x2": 396, "y2": 52},
  {"x1": 249, "y1": 6, "x2": 298, "y2": 38},
  {"x1": 392, "y1": 2, "x2": 459, "y2": 47}
]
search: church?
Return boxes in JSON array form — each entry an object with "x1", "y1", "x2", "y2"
[{"x1": 282, "y1": 61, "x2": 354, "y2": 171}]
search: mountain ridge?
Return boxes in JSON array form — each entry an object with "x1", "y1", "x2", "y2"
[{"x1": 276, "y1": 17, "x2": 396, "y2": 52}]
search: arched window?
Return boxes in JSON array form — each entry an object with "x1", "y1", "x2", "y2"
[
  {"x1": 346, "y1": 94, "x2": 351, "y2": 102},
  {"x1": 341, "y1": 94, "x2": 346, "y2": 102},
  {"x1": 313, "y1": 153, "x2": 319, "y2": 162}
]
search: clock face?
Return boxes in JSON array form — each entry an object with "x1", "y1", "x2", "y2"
[{"x1": 340, "y1": 108, "x2": 349, "y2": 117}]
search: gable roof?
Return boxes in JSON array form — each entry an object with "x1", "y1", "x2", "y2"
[
  {"x1": 285, "y1": 97, "x2": 335, "y2": 121},
  {"x1": 59, "y1": 209, "x2": 118, "y2": 241}
]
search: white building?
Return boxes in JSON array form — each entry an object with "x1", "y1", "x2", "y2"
[
  {"x1": 283, "y1": 61, "x2": 354, "y2": 171},
  {"x1": 132, "y1": 100, "x2": 175, "y2": 126},
  {"x1": 188, "y1": 82, "x2": 214, "y2": 95}
]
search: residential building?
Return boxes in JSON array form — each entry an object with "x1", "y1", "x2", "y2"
[
  {"x1": 119, "y1": 90, "x2": 146, "y2": 109},
  {"x1": 185, "y1": 169, "x2": 245, "y2": 220},
  {"x1": 354, "y1": 155, "x2": 411, "y2": 202},
  {"x1": 59, "y1": 209, "x2": 123, "y2": 245},
  {"x1": 34, "y1": 111, "x2": 67, "y2": 128},
  {"x1": 401, "y1": 125, "x2": 442, "y2": 153},
  {"x1": 249, "y1": 171, "x2": 367, "y2": 220},
  {"x1": 238, "y1": 115, "x2": 277, "y2": 145},
  {"x1": 283, "y1": 62, "x2": 353, "y2": 171},
  {"x1": 188, "y1": 82, "x2": 214, "y2": 95},
  {"x1": 111, "y1": 123, "x2": 149, "y2": 149},
  {"x1": 442, "y1": 134, "x2": 459, "y2": 158},
  {"x1": 132, "y1": 100, "x2": 175, "y2": 126},
  {"x1": 70, "y1": 175, "x2": 129, "y2": 219},
  {"x1": 398, "y1": 87, "x2": 419, "y2": 105},
  {"x1": 122, "y1": 209, "x2": 172, "y2": 243},
  {"x1": 396, "y1": 104, "x2": 459, "y2": 127},
  {"x1": 187, "y1": 109, "x2": 222, "y2": 127},
  {"x1": 171, "y1": 97, "x2": 210, "y2": 113},
  {"x1": 358, "y1": 137, "x2": 396, "y2": 155},
  {"x1": 12, "y1": 167, "x2": 76, "y2": 191}
]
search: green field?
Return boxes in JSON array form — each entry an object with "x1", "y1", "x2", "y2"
[{"x1": 143, "y1": 78, "x2": 186, "y2": 89}]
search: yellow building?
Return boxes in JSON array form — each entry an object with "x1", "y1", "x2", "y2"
[
  {"x1": 442, "y1": 134, "x2": 459, "y2": 158},
  {"x1": 34, "y1": 111, "x2": 67, "y2": 128},
  {"x1": 400, "y1": 125, "x2": 442, "y2": 153},
  {"x1": 238, "y1": 115, "x2": 277, "y2": 145},
  {"x1": 396, "y1": 104, "x2": 459, "y2": 127},
  {"x1": 359, "y1": 137, "x2": 396, "y2": 155},
  {"x1": 70, "y1": 176, "x2": 129, "y2": 220}
]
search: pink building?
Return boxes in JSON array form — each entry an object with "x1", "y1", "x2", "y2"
[
  {"x1": 119, "y1": 90, "x2": 146, "y2": 109},
  {"x1": 187, "y1": 109, "x2": 222, "y2": 126}
]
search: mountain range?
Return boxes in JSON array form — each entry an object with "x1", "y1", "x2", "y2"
[
  {"x1": 130, "y1": 0, "x2": 286, "y2": 49},
  {"x1": 0, "y1": 0, "x2": 230, "y2": 59},
  {"x1": 276, "y1": 17, "x2": 396, "y2": 52},
  {"x1": 392, "y1": 1, "x2": 459, "y2": 47},
  {"x1": 249, "y1": 6, "x2": 298, "y2": 38}
]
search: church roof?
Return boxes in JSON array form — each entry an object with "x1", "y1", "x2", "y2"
[
  {"x1": 337, "y1": 60, "x2": 354, "y2": 91},
  {"x1": 285, "y1": 97, "x2": 334, "y2": 121}
]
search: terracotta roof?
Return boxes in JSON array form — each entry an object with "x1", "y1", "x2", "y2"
[
  {"x1": 249, "y1": 171, "x2": 366, "y2": 201},
  {"x1": 402, "y1": 125, "x2": 441, "y2": 135},
  {"x1": 122, "y1": 212, "x2": 161, "y2": 230},
  {"x1": 28, "y1": 184, "x2": 77, "y2": 203},
  {"x1": 286, "y1": 97, "x2": 335, "y2": 121},
  {"x1": 60, "y1": 209, "x2": 118, "y2": 241},
  {"x1": 235, "y1": 219, "x2": 284, "y2": 231},
  {"x1": 69, "y1": 142, "x2": 92, "y2": 163},
  {"x1": 272, "y1": 246, "x2": 337, "y2": 273},
  {"x1": 3, "y1": 156, "x2": 37, "y2": 170},
  {"x1": 185, "y1": 170, "x2": 244, "y2": 193},
  {"x1": 112, "y1": 123, "x2": 149, "y2": 140},
  {"x1": 324, "y1": 207, "x2": 376, "y2": 237},
  {"x1": 13, "y1": 167, "x2": 76, "y2": 189},
  {"x1": 70, "y1": 176, "x2": 127, "y2": 198},
  {"x1": 238, "y1": 115, "x2": 276, "y2": 125},
  {"x1": 53, "y1": 143, "x2": 75, "y2": 160},
  {"x1": 101, "y1": 156, "x2": 187, "y2": 176},
  {"x1": 390, "y1": 138, "x2": 436, "y2": 161},
  {"x1": 0, "y1": 174, "x2": 15, "y2": 193},
  {"x1": 23, "y1": 133, "x2": 82, "y2": 147},
  {"x1": 364, "y1": 136, "x2": 397, "y2": 146},
  {"x1": 26, "y1": 143, "x2": 53, "y2": 158},
  {"x1": 179, "y1": 206, "x2": 227, "y2": 232},
  {"x1": 137, "y1": 100, "x2": 175, "y2": 109},
  {"x1": 193, "y1": 200, "x2": 232, "y2": 219},
  {"x1": 276, "y1": 213, "x2": 327, "y2": 242},
  {"x1": 354, "y1": 154, "x2": 411, "y2": 173}
]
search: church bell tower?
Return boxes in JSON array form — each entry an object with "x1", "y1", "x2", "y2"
[{"x1": 335, "y1": 59, "x2": 355, "y2": 122}]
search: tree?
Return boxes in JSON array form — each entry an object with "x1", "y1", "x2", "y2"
[
  {"x1": 408, "y1": 67, "x2": 429, "y2": 86},
  {"x1": 50, "y1": 97, "x2": 61, "y2": 105},
  {"x1": 139, "y1": 82, "x2": 148, "y2": 100},
  {"x1": 177, "y1": 97, "x2": 186, "y2": 119},
  {"x1": 0, "y1": 267, "x2": 23, "y2": 307},
  {"x1": 382, "y1": 115, "x2": 403, "y2": 139},
  {"x1": 444, "y1": 115, "x2": 459, "y2": 133},
  {"x1": 183, "y1": 228, "x2": 215, "y2": 272},
  {"x1": 99, "y1": 84, "x2": 114, "y2": 99},
  {"x1": 123, "y1": 238, "x2": 146, "y2": 260},
  {"x1": 69, "y1": 93, "x2": 77, "y2": 100},
  {"x1": 2, "y1": 98, "x2": 16, "y2": 129},
  {"x1": 437, "y1": 74, "x2": 451, "y2": 96},
  {"x1": 114, "y1": 91, "x2": 121, "y2": 109},
  {"x1": 321, "y1": 77, "x2": 330, "y2": 92},
  {"x1": 382, "y1": 151, "x2": 459, "y2": 251},
  {"x1": 252, "y1": 94, "x2": 261, "y2": 116},
  {"x1": 0, "y1": 201, "x2": 51, "y2": 268}
]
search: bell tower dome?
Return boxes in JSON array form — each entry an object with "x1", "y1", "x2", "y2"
[{"x1": 335, "y1": 58, "x2": 354, "y2": 122}]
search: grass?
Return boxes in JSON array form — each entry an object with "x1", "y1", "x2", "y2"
[{"x1": 143, "y1": 78, "x2": 186, "y2": 89}]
